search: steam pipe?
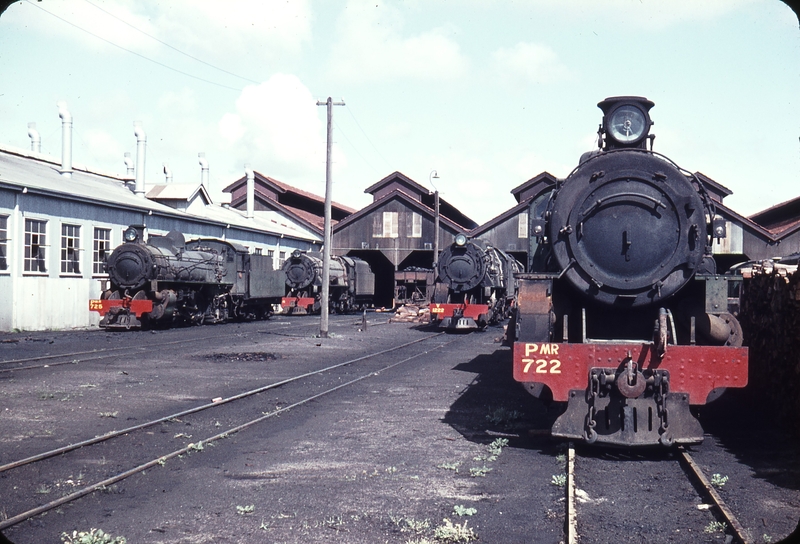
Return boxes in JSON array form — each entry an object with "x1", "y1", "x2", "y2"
[
  {"x1": 134, "y1": 122, "x2": 146, "y2": 198},
  {"x1": 27, "y1": 122, "x2": 41, "y2": 153},
  {"x1": 245, "y1": 164, "x2": 254, "y2": 219},
  {"x1": 57, "y1": 102, "x2": 72, "y2": 177}
]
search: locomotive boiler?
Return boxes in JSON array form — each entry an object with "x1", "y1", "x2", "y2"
[
  {"x1": 281, "y1": 250, "x2": 375, "y2": 314},
  {"x1": 431, "y1": 234, "x2": 522, "y2": 330},
  {"x1": 511, "y1": 96, "x2": 748, "y2": 446},
  {"x1": 90, "y1": 225, "x2": 284, "y2": 329}
]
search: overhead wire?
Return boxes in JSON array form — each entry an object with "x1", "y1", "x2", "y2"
[
  {"x1": 26, "y1": 0, "x2": 396, "y2": 177},
  {"x1": 79, "y1": 0, "x2": 261, "y2": 85},
  {"x1": 25, "y1": 0, "x2": 244, "y2": 92}
]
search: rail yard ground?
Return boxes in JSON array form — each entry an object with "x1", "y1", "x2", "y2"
[{"x1": 1, "y1": 317, "x2": 799, "y2": 544}]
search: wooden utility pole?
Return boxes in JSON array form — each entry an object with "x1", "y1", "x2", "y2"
[{"x1": 316, "y1": 96, "x2": 345, "y2": 338}]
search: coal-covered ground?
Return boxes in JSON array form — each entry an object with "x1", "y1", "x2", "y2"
[{"x1": 1, "y1": 317, "x2": 799, "y2": 544}]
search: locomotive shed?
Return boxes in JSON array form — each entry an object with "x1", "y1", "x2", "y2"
[{"x1": 0, "y1": 320, "x2": 798, "y2": 543}]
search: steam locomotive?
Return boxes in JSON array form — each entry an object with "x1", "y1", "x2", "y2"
[
  {"x1": 90, "y1": 225, "x2": 284, "y2": 329},
  {"x1": 431, "y1": 235, "x2": 522, "y2": 330},
  {"x1": 281, "y1": 250, "x2": 375, "y2": 314},
  {"x1": 511, "y1": 96, "x2": 748, "y2": 446}
]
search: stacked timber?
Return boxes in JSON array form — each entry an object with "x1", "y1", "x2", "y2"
[
  {"x1": 389, "y1": 304, "x2": 431, "y2": 324},
  {"x1": 740, "y1": 265, "x2": 800, "y2": 436}
]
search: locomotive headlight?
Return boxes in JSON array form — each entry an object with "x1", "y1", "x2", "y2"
[
  {"x1": 123, "y1": 227, "x2": 139, "y2": 243},
  {"x1": 455, "y1": 233, "x2": 468, "y2": 247},
  {"x1": 608, "y1": 105, "x2": 647, "y2": 144}
]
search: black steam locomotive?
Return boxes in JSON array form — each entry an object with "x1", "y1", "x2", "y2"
[
  {"x1": 90, "y1": 225, "x2": 284, "y2": 329},
  {"x1": 281, "y1": 250, "x2": 375, "y2": 314},
  {"x1": 512, "y1": 96, "x2": 748, "y2": 446},
  {"x1": 431, "y1": 234, "x2": 522, "y2": 330}
]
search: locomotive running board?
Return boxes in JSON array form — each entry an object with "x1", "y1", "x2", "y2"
[{"x1": 552, "y1": 391, "x2": 703, "y2": 447}]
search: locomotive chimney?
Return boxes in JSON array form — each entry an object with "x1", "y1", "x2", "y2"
[
  {"x1": 245, "y1": 164, "x2": 255, "y2": 220},
  {"x1": 57, "y1": 102, "x2": 73, "y2": 177},
  {"x1": 134, "y1": 121, "x2": 147, "y2": 198},
  {"x1": 198, "y1": 152, "x2": 209, "y2": 189},
  {"x1": 27, "y1": 122, "x2": 41, "y2": 153}
]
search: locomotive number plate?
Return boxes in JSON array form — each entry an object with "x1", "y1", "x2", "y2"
[
  {"x1": 431, "y1": 306, "x2": 444, "y2": 314},
  {"x1": 519, "y1": 343, "x2": 561, "y2": 374}
]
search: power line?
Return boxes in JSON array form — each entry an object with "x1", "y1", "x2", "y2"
[
  {"x1": 333, "y1": 118, "x2": 381, "y2": 176},
  {"x1": 344, "y1": 105, "x2": 393, "y2": 170},
  {"x1": 26, "y1": 0, "x2": 244, "y2": 92},
  {"x1": 80, "y1": 0, "x2": 261, "y2": 85}
]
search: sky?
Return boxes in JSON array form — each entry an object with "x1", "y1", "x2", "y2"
[{"x1": 0, "y1": 0, "x2": 798, "y2": 226}]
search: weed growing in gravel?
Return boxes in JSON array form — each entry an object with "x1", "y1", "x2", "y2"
[
  {"x1": 453, "y1": 505, "x2": 477, "y2": 517},
  {"x1": 434, "y1": 518, "x2": 476, "y2": 542},
  {"x1": 763, "y1": 534, "x2": 774, "y2": 542},
  {"x1": 36, "y1": 484, "x2": 51, "y2": 494},
  {"x1": 703, "y1": 521, "x2": 728, "y2": 534},
  {"x1": 469, "y1": 466, "x2": 491, "y2": 477},
  {"x1": 236, "y1": 505, "x2": 255, "y2": 516},
  {"x1": 188, "y1": 441, "x2": 204, "y2": 452},
  {"x1": 555, "y1": 454, "x2": 566, "y2": 465},
  {"x1": 390, "y1": 515, "x2": 430, "y2": 534},
  {"x1": 437, "y1": 461, "x2": 461, "y2": 472},
  {"x1": 551, "y1": 474, "x2": 567, "y2": 487},
  {"x1": 98, "y1": 411, "x2": 118, "y2": 418},
  {"x1": 485, "y1": 407, "x2": 523, "y2": 427},
  {"x1": 386, "y1": 466, "x2": 398, "y2": 474},
  {"x1": 61, "y1": 528, "x2": 127, "y2": 543},
  {"x1": 710, "y1": 473, "x2": 729, "y2": 488}
]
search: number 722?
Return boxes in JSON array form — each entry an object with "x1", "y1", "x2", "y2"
[{"x1": 522, "y1": 358, "x2": 561, "y2": 374}]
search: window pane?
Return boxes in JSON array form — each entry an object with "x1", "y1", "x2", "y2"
[
  {"x1": 0, "y1": 215, "x2": 7, "y2": 271},
  {"x1": 24, "y1": 219, "x2": 47, "y2": 273},
  {"x1": 93, "y1": 227, "x2": 111, "y2": 274},
  {"x1": 61, "y1": 224, "x2": 81, "y2": 274}
]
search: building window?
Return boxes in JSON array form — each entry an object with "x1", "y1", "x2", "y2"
[
  {"x1": 373, "y1": 211, "x2": 399, "y2": 238},
  {"x1": 267, "y1": 249, "x2": 274, "y2": 258},
  {"x1": 254, "y1": 248, "x2": 262, "y2": 255},
  {"x1": 278, "y1": 251, "x2": 286, "y2": 267},
  {"x1": 24, "y1": 218, "x2": 47, "y2": 273},
  {"x1": 93, "y1": 227, "x2": 111, "y2": 274},
  {"x1": 405, "y1": 212, "x2": 422, "y2": 238},
  {"x1": 0, "y1": 215, "x2": 8, "y2": 271},
  {"x1": 518, "y1": 212, "x2": 528, "y2": 239},
  {"x1": 61, "y1": 224, "x2": 81, "y2": 274}
]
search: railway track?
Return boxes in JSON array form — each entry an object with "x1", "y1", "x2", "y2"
[
  {"x1": 564, "y1": 443, "x2": 752, "y2": 544},
  {"x1": 0, "y1": 329, "x2": 452, "y2": 531},
  {"x1": 0, "y1": 314, "x2": 388, "y2": 373}
]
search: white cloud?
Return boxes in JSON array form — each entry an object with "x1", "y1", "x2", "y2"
[
  {"x1": 329, "y1": 0, "x2": 468, "y2": 82},
  {"x1": 492, "y1": 42, "x2": 572, "y2": 86},
  {"x1": 218, "y1": 74, "x2": 336, "y2": 183}
]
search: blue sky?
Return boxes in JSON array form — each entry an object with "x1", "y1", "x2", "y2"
[{"x1": 0, "y1": 0, "x2": 797, "y2": 224}]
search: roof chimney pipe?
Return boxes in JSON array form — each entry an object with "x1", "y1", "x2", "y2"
[
  {"x1": 198, "y1": 152, "x2": 209, "y2": 189},
  {"x1": 28, "y1": 122, "x2": 41, "y2": 153},
  {"x1": 163, "y1": 163, "x2": 172, "y2": 184},
  {"x1": 134, "y1": 121, "x2": 146, "y2": 198},
  {"x1": 245, "y1": 164, "x2": 255, "y2": 219},
  {"x1": 57, "y1": 102, "x2": 73, "y2": 177}
]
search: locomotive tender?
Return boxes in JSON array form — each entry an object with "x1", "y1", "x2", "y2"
[
  {"x1": 281, "y1": 250, "x2": 375, "y2": 314},
  {"x1": 431, "y1": 234, "x2": 522, "y2": 330},
  {"x1": 90, "y1": 225, "x2": 284, "y2": 329},
  {"x1": 512, "y1": 96, "x2": 748, "y2": 446}
]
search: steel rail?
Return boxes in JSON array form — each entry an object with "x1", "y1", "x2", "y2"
[
  {"x1": 567, "y1": 445, "x2": 752, "y2": 543},
  {"x1": 0, "y1": 332, "x2": 442, "y2": 473},
  {"x1": 678, "y1": 447, "x2": 751, "y2": 544},
  {"x1": 0, "y1": 336, "x2": 453, "y2": 531},
  {"x1": 0, "y1": 315, "x2": 383, "y2": 371}
]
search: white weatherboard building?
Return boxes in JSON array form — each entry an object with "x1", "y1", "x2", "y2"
[{"x1": 0, "y1": 139, "x2": 321, "y2": 332}]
